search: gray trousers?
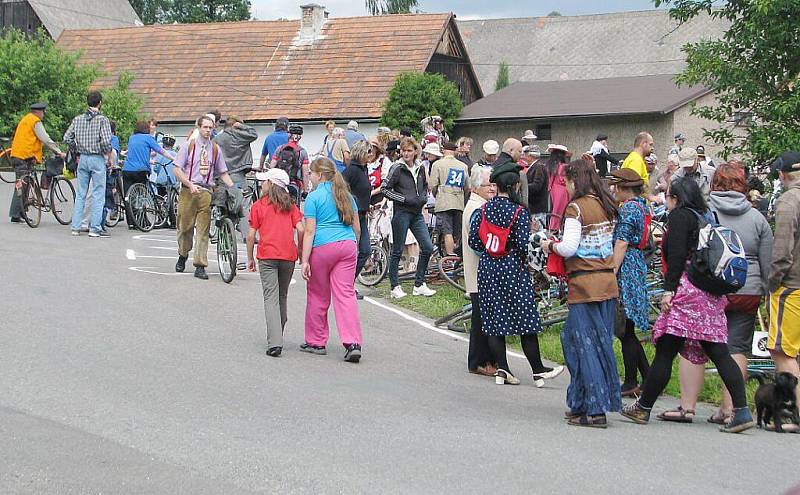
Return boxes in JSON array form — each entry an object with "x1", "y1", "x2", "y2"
[
  {"x1": 258, "y1": 259, "x2": 295, "y2": 349},
  {"x1": 228, "y1": 169, "x2": 250, "y2": 241}
]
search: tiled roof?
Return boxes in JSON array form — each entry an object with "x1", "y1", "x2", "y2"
[
  {"x1": 30, "y1": 0, "x2": 142, "y2": 39},
  {"x1": 57, "y1": 13, "x2": 453, "y2": 123},
  {"x1": 458, "y1": 10, "x2": 729, "y2": 95},
  {"x1": 457, "y1": 74, "x2": 711, "y2": 121}
]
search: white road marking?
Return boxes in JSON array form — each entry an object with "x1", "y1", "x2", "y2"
[
  {"x1": 126, "y1": 249, "x2": 136, "y2": 260},
  {"x1": 362, "y1": 296, "x2": 526, "y2": 359},
  {"x1": 128, "y1": 267, "x2": 220, "y2": 276}
]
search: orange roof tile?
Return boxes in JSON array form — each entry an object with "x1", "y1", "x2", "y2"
[{"x1": 57, "y1": 13, "x2": 454, "y2": 123}]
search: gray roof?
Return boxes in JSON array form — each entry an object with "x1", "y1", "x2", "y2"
[
  {"x1": 27, "y1": 0, "x2": 142, "y2": 39},
  {"x1": 458, "y1": 10, "x2": 729, "y2": 95},
  {"x1": 457, "y1": 74, "x2": 711, "y2": 122}
]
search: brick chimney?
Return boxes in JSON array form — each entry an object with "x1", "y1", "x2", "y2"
[{"x1": 299, "y1": 4, "x2": 327, "y2": 41}]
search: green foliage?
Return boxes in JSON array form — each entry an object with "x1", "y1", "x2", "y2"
[
  {"x1": 547, "y1": 11, "x2": 562, "y2": 16},
  {"x1": 495, "y1": 60, "x2": 510, "y2": 92},
  {"x1": 0, "y1": 29, "x2": 98, "y2": 141},
  {"x1": 128, "y1": 0, "x2": 171, "y2": 24},
  {"x1": 381, "y1": 72, "x2": 463, "y2": 137},
  {"x1": 100, "y1": 72, "x2": 146, "y2": 145},
  {"x1": 168, "y1": 0, "x2": 251, "y2": 23},
  {"x1": 0, "y1": 29, "x2": 144, "y2": 149},
  {"x1": 655, "y1": 0, "x2": 800, "y2": 161},
  {"x1": 365, "y1": 0, "x2": 419, "y2": 15}
]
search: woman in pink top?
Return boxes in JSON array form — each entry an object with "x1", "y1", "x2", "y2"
[{"x1": 546, "y1": 144, "x2": 572, "y2": 231}]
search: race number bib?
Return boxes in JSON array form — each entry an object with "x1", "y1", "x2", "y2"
[{"x1": 445, "y1": 168, "x2": 465, "y2": 187}]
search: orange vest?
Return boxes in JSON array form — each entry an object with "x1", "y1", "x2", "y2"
[{"x1": 11, "y1": 113, "x2": 43, "y2": 163}]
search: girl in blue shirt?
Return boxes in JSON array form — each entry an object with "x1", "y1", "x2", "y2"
[{"x1": 122, "y1": 120, "x2": 173, "y2": 228}]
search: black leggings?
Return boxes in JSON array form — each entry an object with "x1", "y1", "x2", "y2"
[
  {"x1": 488, "y1": 334, "x2": 551, "y2": 375},
  {"x1": 639, "y1": 333, "x2": 746, "y2": 409},
  {"x1": 122, "y1": 170, "x2": 149, "y2": 227},
  {"x1": 617, "y1": 319, "x2": 650, "y2": 386}
]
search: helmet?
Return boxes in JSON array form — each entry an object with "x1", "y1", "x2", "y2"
[
  {"x1": 161, "y1": 134, "x2": 176, "y2": 148},
  {"x1": 288, "y1": 124, "x2": 303, "y2": 135}
]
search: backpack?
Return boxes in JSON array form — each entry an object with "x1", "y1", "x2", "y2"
[
  {"x1": 65, "y1": 145, "x2": 79, "y2": 174},
  {"x1": 478, "y1": 204, "x2": 523, "y2": 258},
  {"x1": 276, "y1": 145, "x2": 301, "y2": 180},
  {"x1": 627, "y1": 200, "x2": 652, "y2": 250},
  {"x1": 686, "y1": 209, "x2": 748, "y2": 296}
]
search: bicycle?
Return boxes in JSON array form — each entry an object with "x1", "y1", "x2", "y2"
[
  {"x1": 15, "y1": 163, "x2": 75, "y2": 228},
  {"x1": 126, "y1": 161, "x2": 179, "y2": 232},
  {"x1": 0, "y1": 138, "x2": 15, "y2": 183},
  {"x1": 209, "y1": 185, "x2": 242, "y2": 284},
  {"x1": 105, "y1": 166, "x2": 125, "y2": 227}
]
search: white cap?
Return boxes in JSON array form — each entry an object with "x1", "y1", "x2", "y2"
[
  {"x1": 482, "y1": 140, "x2": 500, "y2": 155},
  {"x1": 678, "y1": 148, "x2": 698, "y2": 168},
  {"x1": 255, "y1": 168, "x2": 290, "y2": 191},
  {"x1": 423, "y1": 142, "x2": 443, "y2": 158},
  {"x1": 347, "y1": 120, "x2": 358, "y2": 130}
]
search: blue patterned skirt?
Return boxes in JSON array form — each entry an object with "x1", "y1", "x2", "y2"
[{"x1": 561, "y1": 299, "x2": 622, "y2": 416}]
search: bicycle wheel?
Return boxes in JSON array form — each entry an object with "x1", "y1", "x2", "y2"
[
  {"x1": 106, "y1": 183, "x2": 124, "y2": 227},
  {"x1": 216, "y1": 217, "x2": 237, "y2": 283},
  {"x1": 447, "y1": 312, "x2": 472, "y2": 333},
  {"x1": 128, "y1": 182, "x2": 155, "y2": 232},
  {"x1": 0, "y1": 150, "x2": 14, "y2": 183},
  {"x1": 438, "y1": 255, "x2": 465, "y2": 292},
  {"x1": 434, "y1": 304, "x2": 472, "y2": 326},
  {"x1": 19, "y1": 176, "x2": 43, "y2": 228},
  {"x1": 49, "y1": 176, "x2": 75, "y2": 225},
  {"x1": 540, "y1": 304, "x2": 569, "y2": 328},
  {"x1": 357, "y1": 243, "x2": 389, "y2": 287},
  {"x1": 152, "y1": 195, "x2": 169, "y2": 229}
]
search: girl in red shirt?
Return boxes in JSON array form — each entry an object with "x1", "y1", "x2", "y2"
[{"x1": 247, "y1": 168, "x2": 305, "y2": 357}]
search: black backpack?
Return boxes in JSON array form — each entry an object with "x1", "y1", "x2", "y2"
[
  {"x1": 275, "y1": 145, "x2": 300, "y2": 180},
  {"x1": 65, "y1": 145, "x2": 79, "y2": 174}
]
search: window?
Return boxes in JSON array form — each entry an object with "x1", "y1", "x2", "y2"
[{"x1": 534, "y1": 124, "x2": 552, "y2": 141}]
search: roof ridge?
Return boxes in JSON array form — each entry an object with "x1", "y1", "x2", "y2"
[{"x1": 457, "y1": 9, "x2": 672, "y2": 23}]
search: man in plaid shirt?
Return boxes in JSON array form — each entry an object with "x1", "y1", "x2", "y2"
[{"x1": 64, "y1": 91, "x2": 113, "y2": 237}]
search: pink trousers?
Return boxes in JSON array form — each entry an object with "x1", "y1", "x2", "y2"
[{"x1": 304, "y1": 240, "x2": 363, "y2": 347}]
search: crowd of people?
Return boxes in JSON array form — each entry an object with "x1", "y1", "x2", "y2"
[{"x1": 7, "y1": 93, "x2": 800, "y2": 432}]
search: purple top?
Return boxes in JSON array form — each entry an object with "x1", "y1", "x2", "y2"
[{"x1": 174, "y1": 137, "x2": 228, "y2": 185}]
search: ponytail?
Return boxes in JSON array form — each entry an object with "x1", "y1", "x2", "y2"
[{"x1": 311, "y1": 157, "x2": 356, "y2": 226}]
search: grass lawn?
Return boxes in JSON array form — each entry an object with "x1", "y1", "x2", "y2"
[{"x1": 370, "y1": 279, "x2": 759, "y2": 408}]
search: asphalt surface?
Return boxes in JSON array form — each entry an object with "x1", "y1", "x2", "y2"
[{"x1": 0, "y1": 184, "x2": 798, "y2": 494}]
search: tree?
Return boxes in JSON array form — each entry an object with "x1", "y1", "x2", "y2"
[
  {"x1": 365, "y1": 0, "x2": 419, "y2": 15},
  {"x1": 129, "y1": 0, "x2": 171, "y2": 24},
  {"x1": 495, "y1": 60, "x2": 510, "y2": 91},
  {"x1": 101, "y1": 72, "x2": 147, "y2": 144},
  {"x1": 0, "y1": 29, "x2": 145, "y2": 147},
  {"x1": 655, "y1": 0, "x2": 800, "y2": 160},
  {"x1": 168, "y1": 0, "x2": 251, "y2": 23},
  {"x1": 547, "y1": 11, "x2": 562, "y2": 16},
  {"x1": 381, "y1": 72, "x2": 462, "y2": 137}
]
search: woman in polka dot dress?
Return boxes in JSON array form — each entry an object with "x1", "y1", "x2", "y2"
[{"x1": 468, "y1": 160, "x2": 564, "y2": 386}]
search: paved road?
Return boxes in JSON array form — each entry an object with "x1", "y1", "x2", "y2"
[{"x1": 0, "y1": 185, "x2": 797, "y2": 494}]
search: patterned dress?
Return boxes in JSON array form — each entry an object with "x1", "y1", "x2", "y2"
[
  {"x1": 613, "y1": 197, "x2": 650, "y2": 331},
  {"x1": 468, "y1": 196, "x2": 543, "y2": 337}
]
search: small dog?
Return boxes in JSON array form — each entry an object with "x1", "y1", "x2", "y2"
[{"x1": 754, "y1": 372, "x2": 799, "y2": 432}]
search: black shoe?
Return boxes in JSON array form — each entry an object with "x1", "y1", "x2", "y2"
[
  {"x1": 266, "y1": 346, "x2": 282, "y2": 357},
  {"x1": 175, "y1": 256, "x2": 187, "y2": 272},
  {"x1": 355, "y1": 290, "x2": 364, "y2": 300},
  {"x1": 10, "y1": 217, "x2": 21, "y2": 223},
  {"x1": 344, "y1": 344, "x2": 362, "y2": 363},
  {"x1": 194, "y1": 266, "x2": 208, "y2": 280}
]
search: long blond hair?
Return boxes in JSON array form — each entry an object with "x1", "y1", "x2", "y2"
[{"x1": 311, "y1": 157, "x2": 355, "y2": 226}]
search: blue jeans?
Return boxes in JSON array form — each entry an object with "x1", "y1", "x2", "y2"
[
  {"x1": 388, "y1": 208, "x2": 434, "y2": 288},
  {"x1": 71, "y1": 154, "x2": 107, "y2": 232}
]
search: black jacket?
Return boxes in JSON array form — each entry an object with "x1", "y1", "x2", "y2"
[
  {"x1": 381, "y1": 160, "x2": 428, "y2": 213},
  {"x1": 662, "y1": 207, "x2": 701, "y2": 292},
  {"x1": 594, "y1": 149, "x2": 619, "y2": 177},
  {"x1": 526, "y1": 160, "x2": 549, "y2": 214},
  {"x1": 342, "y1": 162, "x2": 371, "y2": 213}
]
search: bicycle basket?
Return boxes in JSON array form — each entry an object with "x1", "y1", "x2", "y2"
[
  {"x1": 45, "y1": 156, "x2": 64, "y2": 177},
  {"x1": 211, "y1": 186, "x2": 244, "y2": 218}
]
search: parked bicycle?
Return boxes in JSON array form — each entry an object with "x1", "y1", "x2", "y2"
[
  {"x1": 0, "y1": 138, "x2": 15, "y2": 183},
  {"x1": 126, "y1": 160, "x2": 179, "y2": 232},
  {"x1": 15, "y1": 160, "x2": 75, "y2": 228}
]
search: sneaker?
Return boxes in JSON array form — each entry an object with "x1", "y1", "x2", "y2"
[
  {"x1": 88, "y1": 230, "x2": 110, "y2": 238},
  {"x1": 533, "y1": 365, "x2": 565, "y2": 381},
  {"x1": 299, "y1": 343, "x2": 327, "y2": 355},
  {"x1": 80, "y1": 227, "x2": 90, "y2": 233},
  {"x1": 194, "y1": 266, "x2": 209, "y2": 280},
  {"x1": 10, "y1": 217, "x2": 21, "y2": 223},
  {"x1": 344, "y1": 344, "x2": 362, "y2": 363},
  {"x1": 71, "y1": 230, "x2": 80, "y2": 236},
  {"x1": 266, "y1": 347, "x2": 282, "y2": 357},
  {"x1": 355, "y1": 290, "x2": 364, "y2": 300},
  {"x1": 412, "y1": 283, "x2": 437, "y2": 297},
  {"x1": 175, "y1": 256, "x2": 187, "y2": 273},
  {"x1": 390, "y1": 286, "x2": 407, "y2": 299},
  {"x1": 620, "y1": 401, "x2": 651, "y2": 424},
  {"x1": 495, "y1": 369, "x2": 520, "y2": 385},
  {"x1": 720, "y1": 407, "x2": 755, "y2": 434}
]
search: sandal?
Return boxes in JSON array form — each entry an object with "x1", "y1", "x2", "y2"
[
  {"x1": 568, "y1": 414, "x2": 608, "y2": 429},
  {"x1": 564, "y1": 410, "x2": 584, "y2": 420},
  {"x1": 656, "y1": 406, "x2": 695, "y2": 423},
  {"x1": 707, "y1": 412, "x2": 732, "y2": 425}
]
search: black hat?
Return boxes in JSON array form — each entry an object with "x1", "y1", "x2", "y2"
[
  {"x1": 489, "y1": 161, "x2": 522, "y2": 182},
  {"x1": 771, "y1": 151, "x2": 800, "y2": 173},
  {"x1": 596, "y1": 133, "x2": 608, "y2": 141},
  {"x1": 386, "y1": 140, "x2": 400, "y2": 153},
  {"x1": 399, "y1": 128, "x2": 412, "y2": 137},
  {"x1": 441, "y1": 141, "x2": 457, "y2": 151},
  {"x1": 30, "y1": 102, "x2": 47, "y2": 110}
]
